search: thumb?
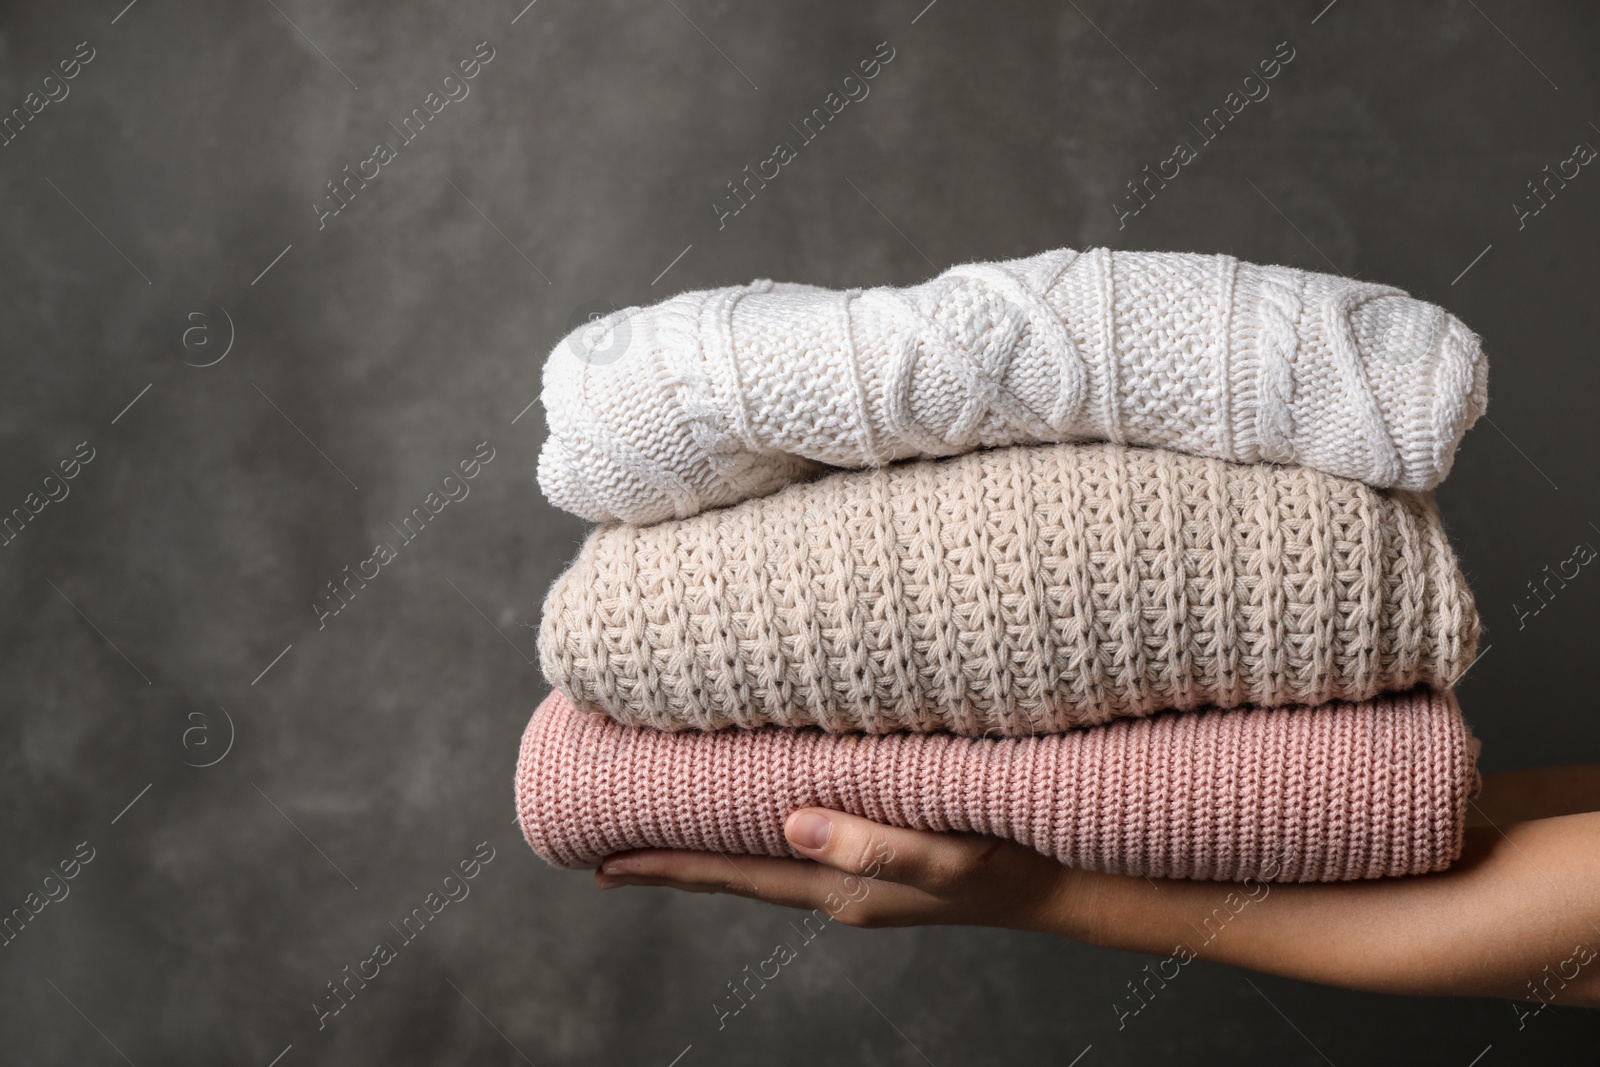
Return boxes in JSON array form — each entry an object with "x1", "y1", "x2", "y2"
[{"x1": 784, "y1": 808, "x2": 997, "y2": 894}]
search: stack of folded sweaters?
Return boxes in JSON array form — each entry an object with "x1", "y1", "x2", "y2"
[{"x1": 518, "y1": 247, "x2": 1488, "y2": 883}]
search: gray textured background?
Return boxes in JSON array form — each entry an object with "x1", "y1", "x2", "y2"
[{"x1": 2, "y1": 0, "x2": 1598, "y2": 1062}]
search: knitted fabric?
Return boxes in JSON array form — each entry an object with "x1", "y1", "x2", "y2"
[
  {"x1": 517, "y1": 688, "x2": 1480, "y2": 882},
  {"x1": 540, "y1": 442, "x2": 1479, "y2": 736},
  {"x1": 538, "y1": 247, "x2": 1488, "y2": 524}
]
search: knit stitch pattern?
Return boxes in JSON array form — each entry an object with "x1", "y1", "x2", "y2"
[
  {"x1": 538, "y1": 248, "x2": 1488, "y2": 523},
  {"x1": 540, "y1": 442, "x2": 1479, "y2": 735},
  {"x1": 517, "y1": 688, "x2": 1480, "y2": 882}
]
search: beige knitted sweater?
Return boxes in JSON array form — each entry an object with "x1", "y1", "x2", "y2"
[{"x1": 540, "y1": 443, "x2": 1479, "y2": 735}]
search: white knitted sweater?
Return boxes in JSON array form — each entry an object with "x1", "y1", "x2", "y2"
[{"x1": 539, "y1": 248, "x2": 1487, "y2": 524}]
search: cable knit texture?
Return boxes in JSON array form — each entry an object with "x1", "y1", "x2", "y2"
[
  {"x1": 538, "y1": 248, "x2": 1489, "y2": 523},
  {"x1": 540, "y1": 442, "x2": 1479, "y2": 735},
  {"x1": 517, "y1": 688, "x2": 1480, "y2": 882}
]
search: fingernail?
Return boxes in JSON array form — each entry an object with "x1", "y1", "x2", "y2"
[
  {"x1": 787, "y1": 811, "x2": 832, "y2": 850},
  {"x1": 601, "y1": 859, "x2": 633, "y2": 876}
]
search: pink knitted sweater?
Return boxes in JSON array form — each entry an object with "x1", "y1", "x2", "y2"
[{"x1": 517, "y1": 688, "x2": 1479, "y2": 882}]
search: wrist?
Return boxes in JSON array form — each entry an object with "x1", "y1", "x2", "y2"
[
  {"x1": 1030, "y1": 866, "x2": 1216, "y2": 955},
  {"x1": 1028, "y1": 865, "x2": 1119, "y2": 942}
]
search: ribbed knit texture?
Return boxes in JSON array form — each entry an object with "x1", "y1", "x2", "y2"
[
  {"x1": 518, "y1": 688, "x2": 1480, "y2": 881},
  {"x1": 540, "y1": 442, "x2": 1479, "y2": 736},
  {"x1": 538, "y1": 248, "x2": 1488, "y2": 523}
]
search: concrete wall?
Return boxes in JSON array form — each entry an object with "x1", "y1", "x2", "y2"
[{"x1": 1, "y1": 0, "x2": 1596, "y2": 1061}]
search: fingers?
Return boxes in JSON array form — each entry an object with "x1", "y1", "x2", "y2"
[
  {"x1": 783, "y1": 808, "x2": 1003, "y2": 894},
  {"x1": 595, "y1": 847, "x2": 932, "y2": 926},
  {"x1": 597, "y1": 850, "x2": 817, "y2": 904},
  {"x1": 591, "y1": 811, "x2": 1079, "y2": 931},
  {"x1": 785, "y1": 808, "x2": 1088, "y2": 930}
]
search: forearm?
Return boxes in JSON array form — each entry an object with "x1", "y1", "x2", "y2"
[{"x1": 1045, "y1": 813, "x2": 1600, "y2": 1004}]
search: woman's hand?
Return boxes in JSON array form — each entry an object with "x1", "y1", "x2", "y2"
[
  {"x1": 596, "y1": 787, "x2": 1600, "y2": 1008},
  {"x1": 596, "y1": 808, "x2": 1085, "y2": 933}
]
